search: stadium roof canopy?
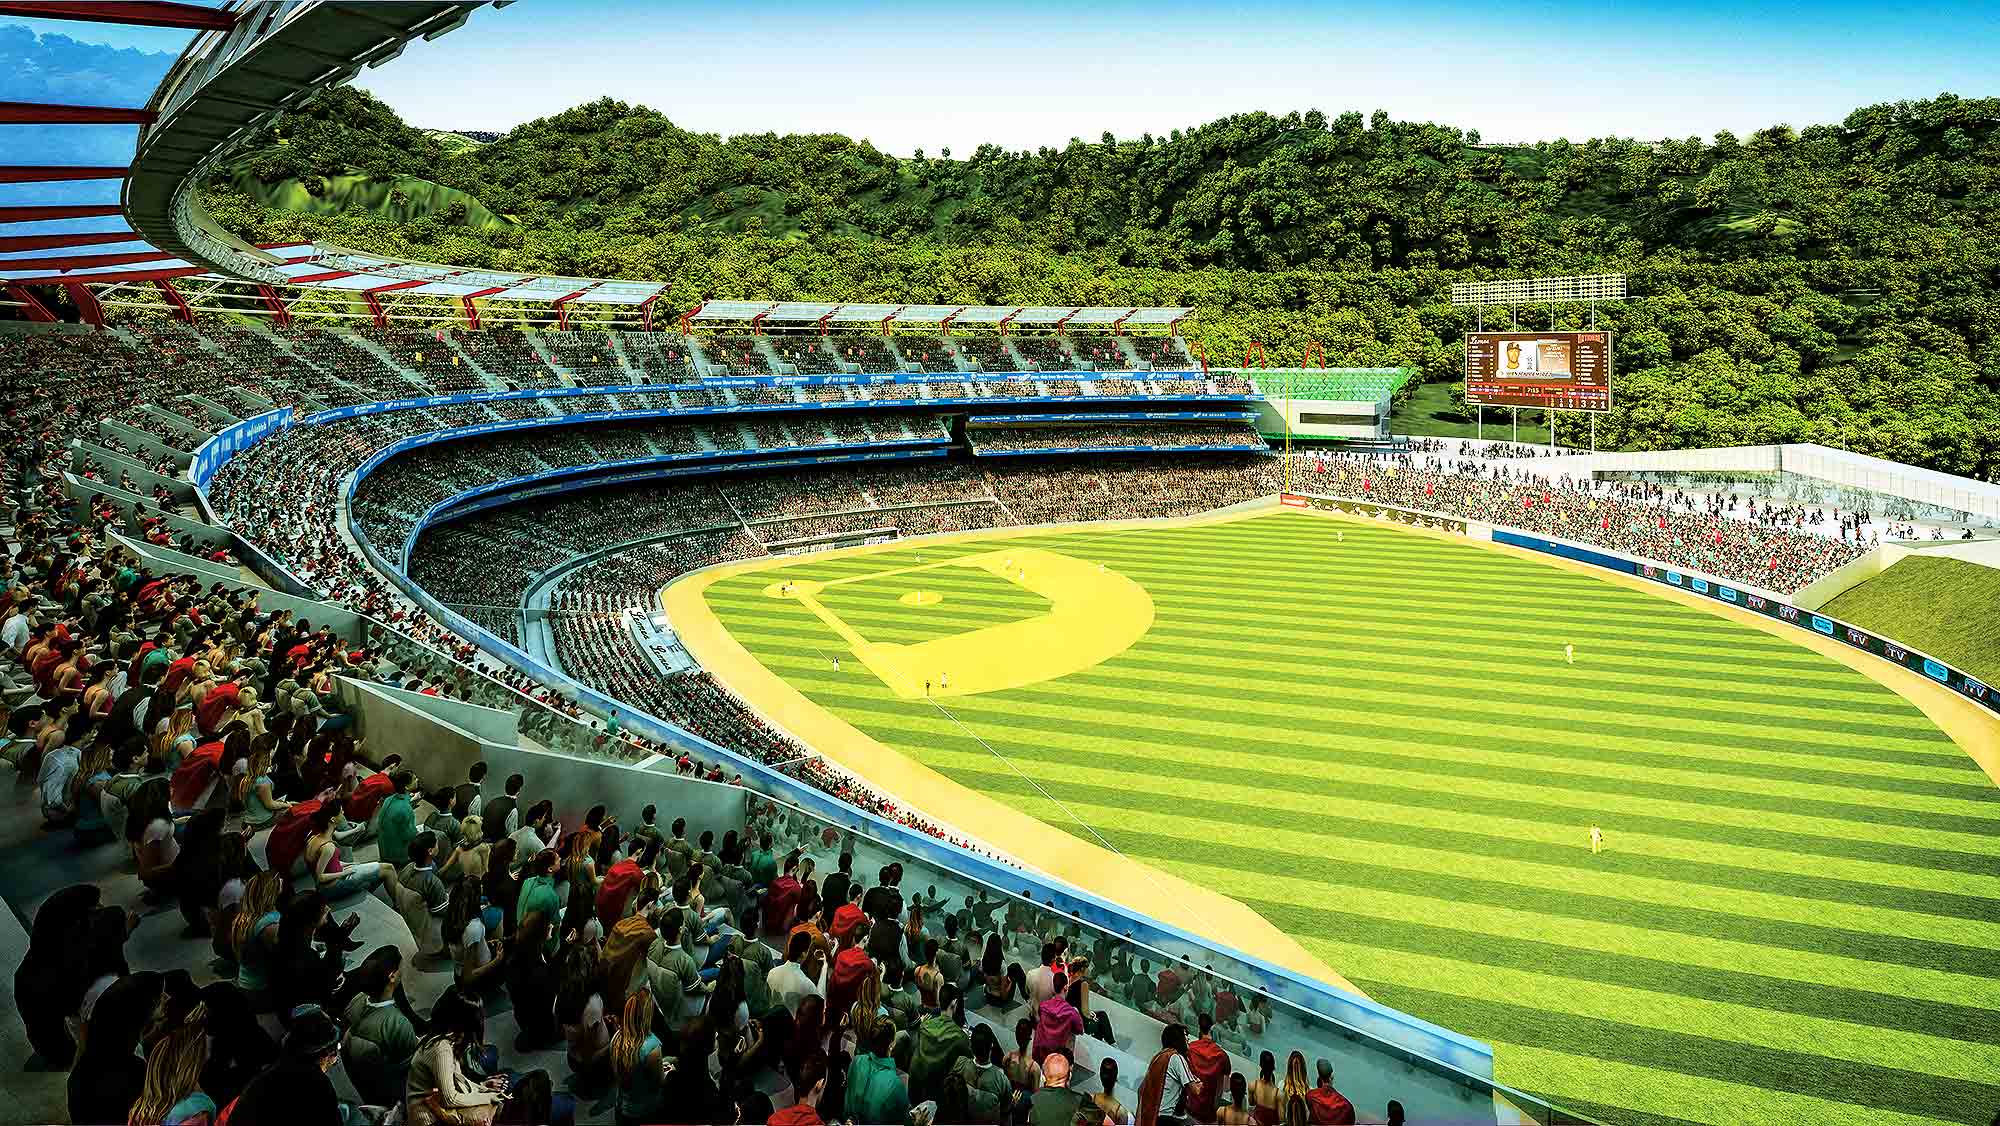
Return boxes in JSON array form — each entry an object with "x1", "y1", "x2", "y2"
[{"x1": 0, "y1": 1, "x2": 1190, "y2": 334}]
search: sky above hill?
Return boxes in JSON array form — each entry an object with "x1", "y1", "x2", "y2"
[{"x1": 11, "y1": 0, "x2": 1995, "y2": 155}]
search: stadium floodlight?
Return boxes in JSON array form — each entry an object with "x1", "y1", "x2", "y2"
[{"x1": 1449, "y1": 274, "x2": 1627, "y2": 307}]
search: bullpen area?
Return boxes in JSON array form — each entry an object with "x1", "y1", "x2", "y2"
[{"x1": 688, "y1": 508, "x2": 2000, "y2": 1126}]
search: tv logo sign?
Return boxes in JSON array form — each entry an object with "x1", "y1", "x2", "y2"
[{"x1": 1811, "y1": 615, "x2": 1836, "y2": 636}]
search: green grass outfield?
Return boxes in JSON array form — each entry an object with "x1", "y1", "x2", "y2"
[{"x1": 702, "y1": 510, "x2": 2000, "y2": 1126}]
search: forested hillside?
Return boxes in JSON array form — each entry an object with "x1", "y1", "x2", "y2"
[{"x1": 203, "y1": 86, "x2": 2000, "y2": 479}]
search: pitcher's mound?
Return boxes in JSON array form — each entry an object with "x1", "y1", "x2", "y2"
[{"x1": 899, "y1": 590, "x2": 944, "y2": 607}]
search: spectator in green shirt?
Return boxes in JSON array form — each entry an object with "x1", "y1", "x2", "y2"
[
  {"x1": 374, "y1": 770, "x2": 420, "y2": 867},
  {"x1": 748, "y1": 831, "x2": 779, "y2": 887}
]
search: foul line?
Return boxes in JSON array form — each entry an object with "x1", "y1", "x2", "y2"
[{"x1": 923, "y1": 693, "x2": 1217, "y2": 938}]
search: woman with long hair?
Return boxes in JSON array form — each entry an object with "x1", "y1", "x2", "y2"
[
  {"x1": 609, "y1": 988, "x2": 668, "y2": 1126},
  {"x1": 1279, "y1": 1050, "x2": 1312, "y2": 1126},
  {"x1": 447, "y1": 877, "x2": 505, "y2": 993},
  {"x1": 69, "y1": 741, "x2": 117, "y2": 845},
  {"x1": 979, "y1": 932, "x2": 1014, "y2": 1009},
  {"x1": 441, "y1": 816, "x2": 490, "y2": 884},
  {"x1": 1001, "y1": 1016, "x2": 1039, "y2": 1096},
  {"x1": 304, "y1": 801, "x2": 405, "y2": 902},
  {"x1": 234, "y1": 741, "x2": 290, "y2": 829},
  {"x1": 231, "y1": 872, "x2": 284, "y2": 1002},
  {"x1": 1136, "y1": 1022, "x2": 1200, "y2": 1126},
  {"x1": 1218, "y1": 1072, "x2": 1260, "y2": 1126},
  {"x1": 784, "y1": 993, "x2": 827, "y2": 1091},
  {"x1": 557, "y1": 937, "x2": 610, "y2": 1087},
  {"x1": 844, "y1": 965, "x2": 883, "y2": 1055},
  {"x1": 406, "y1": 988, "x2": 506, "y2": 1126},
  {"x1": 1249, "y1": 1049, "x2": 1281, "y2": 1126},
  {"x1": 128, "y1": 1002, "x2": 212, "y2": 1125}
]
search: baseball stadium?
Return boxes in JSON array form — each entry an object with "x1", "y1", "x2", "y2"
[{"x1": 1, "y1": 4, "x2": 1997, "y2": 1126}]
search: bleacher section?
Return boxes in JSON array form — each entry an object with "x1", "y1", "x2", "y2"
[
  {"x1": 827, "y1": 334, "x2": 901, "y2": 373},
  {"x1": 1011, "y1": 335, "x2": 1074, "y2": 371}
]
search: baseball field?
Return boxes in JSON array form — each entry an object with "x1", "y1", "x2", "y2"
[{"x1": 688, "y1": 507, "x2": 2000, "y2": 1126}]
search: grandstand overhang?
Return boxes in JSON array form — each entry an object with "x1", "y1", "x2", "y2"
[{"x1": 7, "y1": 3, "x2": 1192, "y2": 334}]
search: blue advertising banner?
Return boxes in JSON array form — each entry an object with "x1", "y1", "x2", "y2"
[
  {"x1": 190, "y1": 407, "x2": 293, "y2": 489},
  {"x1": 304, "y1": 385, "x2": 1253, "y2": 426},
  {"x1": 966, "y1": 410, "x2": 1259, "y2": 423},
  {"x1": 974, "y1": 444, "x2": 1268, "y2": 457}
]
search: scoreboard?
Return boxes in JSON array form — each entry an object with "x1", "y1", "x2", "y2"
[{"x1": 1465, "y1": 330, "x2": 1613, "y2": 412}]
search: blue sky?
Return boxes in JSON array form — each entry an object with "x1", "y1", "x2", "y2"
[{"x1": 13, "y1": 1, "x2": 1995, "y2": 154}]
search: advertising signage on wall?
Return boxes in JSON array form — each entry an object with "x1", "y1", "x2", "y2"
[
  {"x1": 1636, "y1": 564, "x2": 1997, "y2": 715},
  {"x1": 1464, "y1": 331, "x2": 1613, "y2": 412}
]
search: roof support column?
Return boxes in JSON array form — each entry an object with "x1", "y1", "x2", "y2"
[
  {"x1": 460, "y1": 294, "x2": 480, "y2": 331},
  {"x1": 362, "y1": 291, "x2": 389, "y2": 330},
  {"x1": 153, "y1": 278, "x2": 193, "y2": 322},
  {"x1": 639, "y1": 294, "x2": 661, "y2": 333},
  {"x1": 4, "y1": 284, "x2": 59, "y2": 323},
  {"x1": 64, "y1": 282, "x2": 105, "y2": 328},
  {"x1": 257, "y1": 285, "x2": 292, "y2": 328}
]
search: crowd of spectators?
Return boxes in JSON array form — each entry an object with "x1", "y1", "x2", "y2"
[
  {"x1": 707, "y1": 337, "x2": 778, "y2": 377},
  {"x1": 618, "y1": 333, "x2": 696, "y2": 383},
  {"x1": 828, "y1": 336, "x2": 901, "y2": 374},
  {"x1": 1008, "y1": 338, "x2": 1073, "y2": 372},
  {"x1": 539, "y1": 332, "x2": 632, "y2": 387},
  {"x1": 971, "y1": 425, "x2": 1265, "y2": 453},
  {"x1": 1072, "y1": 342, "x2": 1134, "y2": 371},
  {"x1": 1290, "y1": 450, "x2": 1869, "y2": 593},
  {"x1": 948, "y1": 335, "x2": 1009, "y2": 373}
]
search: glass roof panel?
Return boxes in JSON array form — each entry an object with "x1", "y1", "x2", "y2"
[
  {"x1": 0, "y1": 216, "x2": 135, "y2": 239},
  {"x1": 0, "y1": 238, "x2": 156, "y2": 262},
  {"x1": 1, "y1": 123, "x2": 141, "y2": 166},
  {"x1": 0, "y1": 178, "x2": 124, "y2": 207}
]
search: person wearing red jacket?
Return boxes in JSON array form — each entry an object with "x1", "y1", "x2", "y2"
[
  {"x1": 764, "y1": 855, "x2": 805, "y2": 937},
  {"x1": 828, "y1": 885, "x2": 867, "y2": 945},
  {"x1": 1305, "y1": 1058, "x2": 1357, "y2": 1125},
  {"x1": 823, "y1": 932, "x2": 875, "y2": 1026},
  {"x1": 1186, "y1": 1014, "x2": 1230, "y2": 1123},
  {"x1": 596, "y1": 840, "x2": 651, "y2": 929}
]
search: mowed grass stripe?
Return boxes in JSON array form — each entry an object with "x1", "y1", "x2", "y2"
[
  {"x1": 757, "y1": 676, "x2": 2000, "y2": 879},
  {"x1": 807, "y1": 687, "x2": 2000, "y2": 843},
  {"x1": 922, "y1": 766, "x2": 2000, "y2": 967},
  {"x1": 727, "y1": 605, "x2": 1945, "y2": 733},
  {"x1": 759, "y1": 638, "x2": 1964, "y2": 790},
  {"x1": 1354, "y1": 979, "x2": 2000, "y2": 1126},
  {"x1": 704, "y1": 512, "x2": 1996, "y2": 1125}
]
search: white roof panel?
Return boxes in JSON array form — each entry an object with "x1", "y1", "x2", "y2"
[
  {"x1": 1012, "y1": 306, "x2": 1078, "y2": 325},
  {"x1": 690, "y1": 300, "x2": 776, "y2": 321},
  {"x1": 763, "y1": 302, "x2": 840, "y2": 322},
  {"x1": 826, "y1": 304, "x2": 908, "y2": 323},
  {"x1": 947, "y1": 306, "x2": 1020, "y2": 325},
  {"x1": 1124, "y1": 307, "x2": 1192, "y2": 324},
  {"x1": 1065, "y1": 307, "x2": 1136, "y2": 325}
]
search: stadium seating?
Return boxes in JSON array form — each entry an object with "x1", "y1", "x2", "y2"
[
  {"x1": 1132, "y1": 336, "x2": 1192, "y2": 369},
  {"x1": 1010, "y1": 336, "x2": 1074, "y2": 371},
  {"x1": 706, "y1": 335, "x2": 777, "y2": 375},
  {"x1": 769, "y1": 338, "x2": 840, "y2": 376},
  {"x1": 970, "y1": 423, "x2": 1266, "y2": 453},
  {"x1": 0, "y1": 312, "x2": 1908, "y2": 1126},
  {"x1": 948, "y1": 333, "x2": 1010, "y2": 372},
  {"x1": 827, "y1": 334, "x2": 901, "y2": 373},
  {"x1": 619, "y1": 331, "x2": 697, "y2": 382}
]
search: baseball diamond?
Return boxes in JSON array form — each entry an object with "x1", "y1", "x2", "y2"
[{"x1": 689, "y1": 507, "x2": 2000, "y2": 1126}]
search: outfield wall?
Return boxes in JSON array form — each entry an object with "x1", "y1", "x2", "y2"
[{"x1": 1293, "y1": 491, "x2": 2000, "y2": 719}]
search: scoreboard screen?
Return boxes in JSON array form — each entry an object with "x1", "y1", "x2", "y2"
[{"x1": 1465, "y1": 331, "x2": 1613, "y2": 412}]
